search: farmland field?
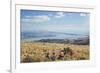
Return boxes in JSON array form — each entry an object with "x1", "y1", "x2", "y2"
[{"x1": 20, "y1": 42, "x2": 89, "y2": 63}]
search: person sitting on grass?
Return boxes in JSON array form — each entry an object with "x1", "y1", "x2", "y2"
[
  {"x1": 50, "y1": 50, "x2": 56, "y2": 61},
  {"x1": 58, "y1": 50, "x2": 65, "y2": 60}
]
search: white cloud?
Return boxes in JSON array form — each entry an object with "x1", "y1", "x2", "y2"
[
  {"x1": 21, "y1": 15, "x2": 50, "y2": 23},
  {"x1": 55, "y1": 12, "x2": 65, "y2": 18},
  {"x1": 80, "y1": 13, "x2": 87, "y2": 16},
  {"x1": 33, "y1": 15, "x2": 50, "y2": 22}
]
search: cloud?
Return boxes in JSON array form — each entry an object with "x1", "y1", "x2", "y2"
[
  {"x1": 55, "y1": 12, "x2": 65, "y2": 18},
  {"x1": 80, "y1": 13, "x2": 87, "y2": 16},
  {"x1": 21, "y1": 12, "x2": 65, "y2": 24},
  {"x1": 21, "y1": 15, "x2": 50, "y2": 23}
]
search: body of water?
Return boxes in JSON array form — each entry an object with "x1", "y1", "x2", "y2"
[{"x1": 21, "y1": 31, "x2": 89, "y2": 42}]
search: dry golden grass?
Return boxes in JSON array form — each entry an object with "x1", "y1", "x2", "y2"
[{"x1": 20, "y1": 42, "x2": 89, "y2": 63}]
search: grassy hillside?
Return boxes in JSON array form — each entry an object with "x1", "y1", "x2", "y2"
[{"x1": 21, "y1": 42, "x2": 89, "y2": 63}]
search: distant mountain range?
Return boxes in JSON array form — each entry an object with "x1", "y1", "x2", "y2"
[{"x1": 36, "y1": 37, "x2": 89, "y2": 45}]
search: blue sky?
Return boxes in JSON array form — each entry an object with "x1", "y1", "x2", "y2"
[{"x1": 20, "y1": 10, "x2": 90, "y2": 35}]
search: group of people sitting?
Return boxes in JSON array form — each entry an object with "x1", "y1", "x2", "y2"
[
  {"x1": 22, "y1": 47, "x2": 74, "y2": 62},
  {"x1": 45, "y1": 47, "x2": 74, "y2": 61}
]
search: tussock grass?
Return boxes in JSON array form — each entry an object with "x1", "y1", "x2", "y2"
[{"x1": 21, "y1": 42, "x2": 89, "y2": 63}]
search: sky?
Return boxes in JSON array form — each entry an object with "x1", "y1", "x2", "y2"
[{"x1": 20, "y1": 10, "x2": 90, "y2": 35}]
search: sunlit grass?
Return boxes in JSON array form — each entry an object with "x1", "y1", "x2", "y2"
[{"x1": 21, "y1": 42, "x2": 89, "y2": 63}]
